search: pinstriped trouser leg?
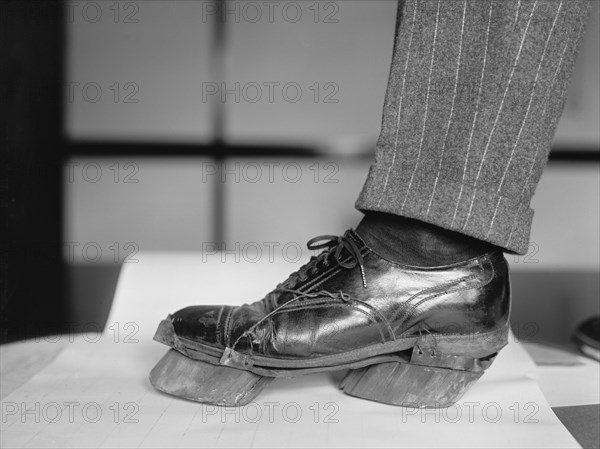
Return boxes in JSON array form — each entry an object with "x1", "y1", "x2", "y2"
[{"x1": 355, "y1": 0, "x2": 592, "y2": 254}]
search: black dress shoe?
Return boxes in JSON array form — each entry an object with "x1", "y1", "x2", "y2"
[{"x1": 150, "y1": 229, "x2": 510, "y2": 408}]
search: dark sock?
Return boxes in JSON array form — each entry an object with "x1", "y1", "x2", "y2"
[{"x1": 355, "y1": 212, "x2": 500, "y2": 267}]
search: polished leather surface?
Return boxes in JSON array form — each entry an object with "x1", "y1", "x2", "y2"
[{"x1": 170, "y1": 230, "x2": 510, "y2": 359}]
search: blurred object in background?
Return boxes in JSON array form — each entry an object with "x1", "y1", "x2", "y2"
[
  {"x1": 65, "y1": 1, "x2": 600, "y2": 151},
  {"x1": 65, "y1": 0, "x2": 396, "y2": 150},
  {"x1": 2, "y1": 0, "x2": 65, "y2": 342},
  {"x1": 574, "y1": 317, "x2": 600, "y2": 361}
]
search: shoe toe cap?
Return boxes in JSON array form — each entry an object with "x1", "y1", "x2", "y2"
[{"x1": 170, "y1": 305, "x2": 227, "y2": 347}]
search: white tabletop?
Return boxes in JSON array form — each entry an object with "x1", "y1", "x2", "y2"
[{"x1": 1, "y1": 253, "x2": 598, "y2": 448}]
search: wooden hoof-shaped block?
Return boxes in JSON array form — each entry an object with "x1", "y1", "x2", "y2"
[
  {"x1": 339, "y1": 361, "x2": 484, "y2": 408},
  {"x1": 149, "y1": 349, "x2": 273, "y2": 406}
]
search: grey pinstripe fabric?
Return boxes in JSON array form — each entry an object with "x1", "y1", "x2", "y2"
[{"x1": 356, "y1": 0, "x2": 592, "y2": 254}]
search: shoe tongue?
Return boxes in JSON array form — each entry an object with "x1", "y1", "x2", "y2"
[
  {"x1": 272, "y1": 230, "x2": 364, "y2": 307},
  {"x1": 346, "y1": 228, "x2": 366, "y2": 247}
]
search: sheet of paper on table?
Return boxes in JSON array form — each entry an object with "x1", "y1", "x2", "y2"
[{"x1": 0, "y1": 253, "x2": 584, "y2": 448}]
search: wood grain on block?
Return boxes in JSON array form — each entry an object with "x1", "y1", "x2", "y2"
[
  {"x1": 339, "y1": 361, "x2": 484, "y2": 408},
  {"x1": 149, "y1": 349, "x2": 273, "y2": 406}
]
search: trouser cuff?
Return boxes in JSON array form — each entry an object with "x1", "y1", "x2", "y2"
[{"x1": 355, "y1": 164, "x2": 534, "y2": 255}]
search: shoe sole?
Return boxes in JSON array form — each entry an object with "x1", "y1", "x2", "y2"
[{"x1": 149, "y1": 318, "x2": 508, "y2": 407}]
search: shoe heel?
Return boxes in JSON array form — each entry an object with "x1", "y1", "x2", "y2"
[
  {"x1": 149, "y1": 349, "x2": 272, "y2": 406},
  {"x1": 339, "y1": 345, "x2": 498, "y2": 408}
]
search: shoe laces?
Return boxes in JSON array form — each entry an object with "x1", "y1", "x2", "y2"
[{"x1": 279, "y1": 233, "x2": 367, "y2": 289}]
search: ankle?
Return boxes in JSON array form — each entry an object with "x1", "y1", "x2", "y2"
[{"x1": 356, "y1": 212, "x2": 500, "y2": 267}]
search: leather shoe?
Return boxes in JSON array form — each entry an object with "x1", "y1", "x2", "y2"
[{"x1": 150, "y1": 229, "x2": 510, "y2": 407}]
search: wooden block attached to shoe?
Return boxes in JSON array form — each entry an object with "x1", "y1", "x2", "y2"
[
  {"x1": 339, "y1": 347, "x2": 496, "y2": 408},
  {"x1": 339, "y1": 361, "x2": 484, "y2": 408},
  {"x1": 149, "y1": 349, "x2": 273, "y2": 406}
]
